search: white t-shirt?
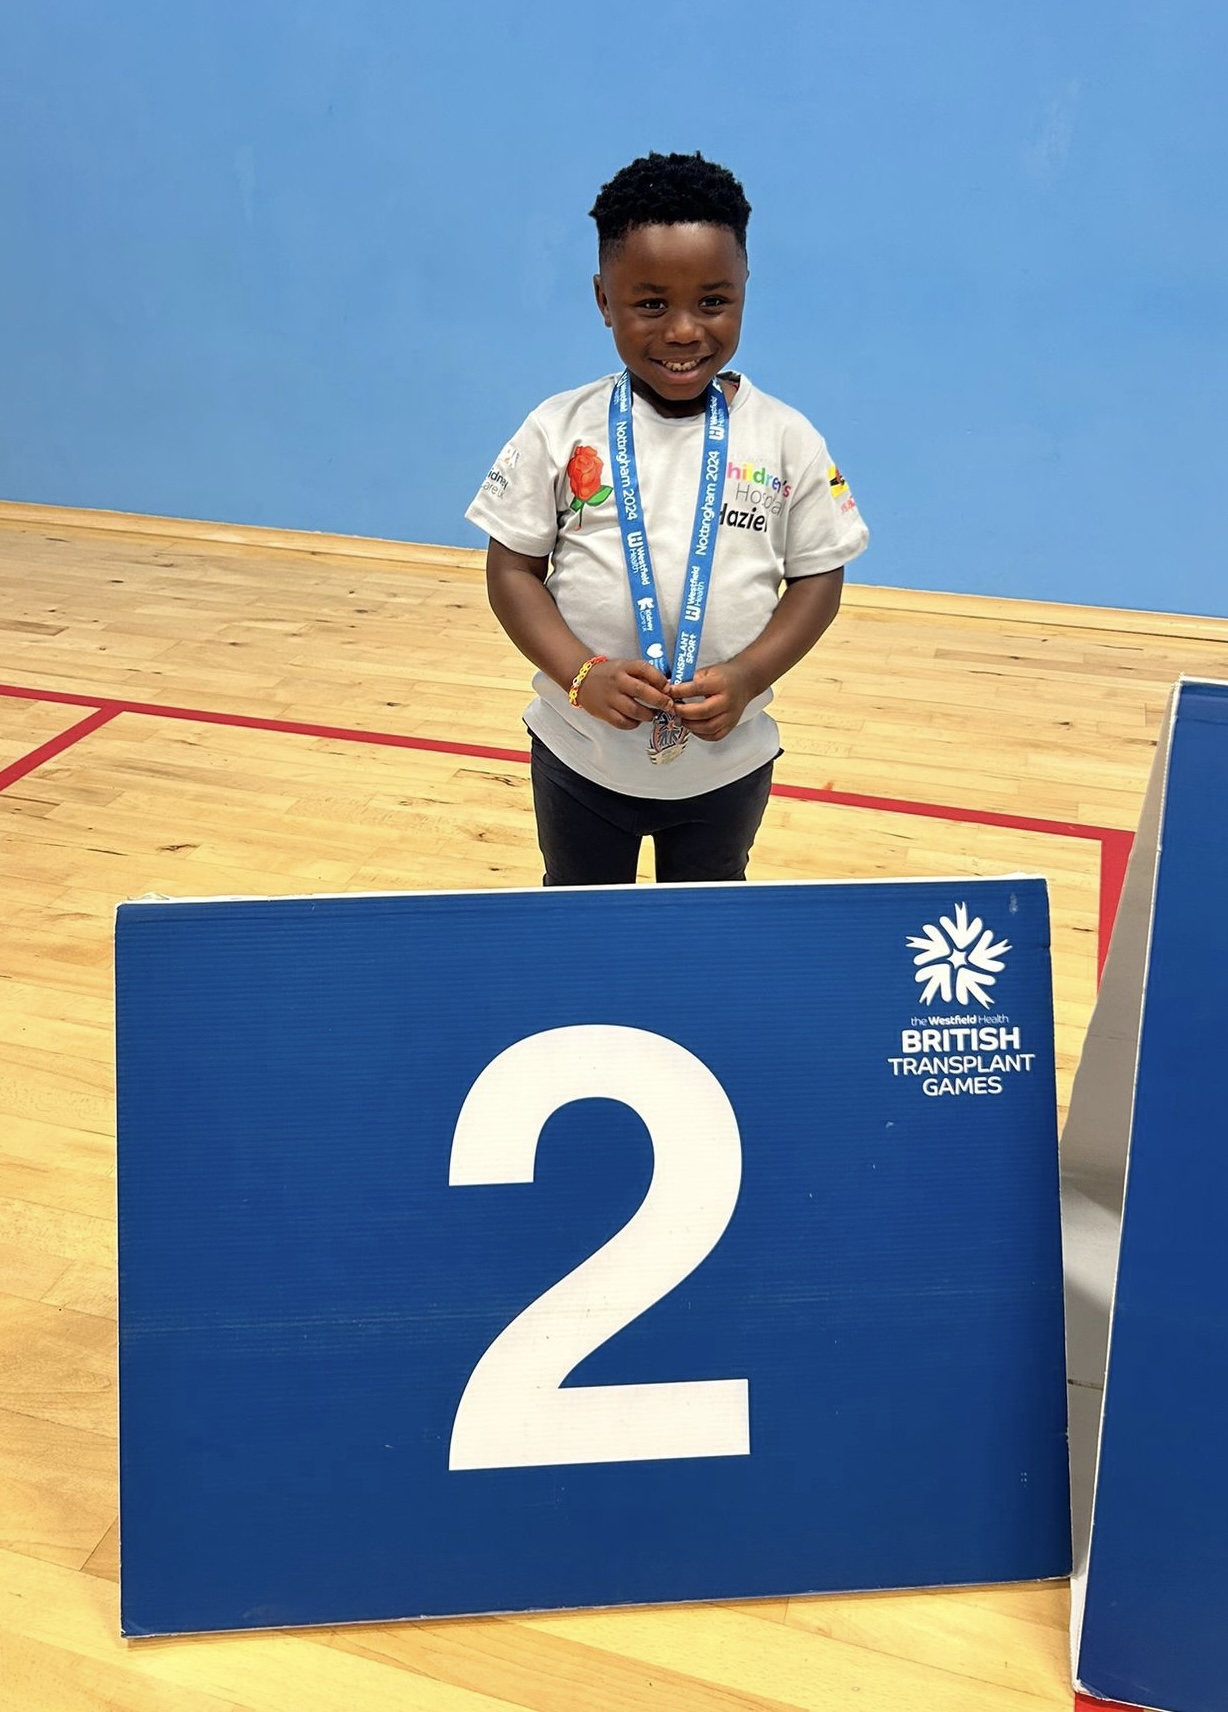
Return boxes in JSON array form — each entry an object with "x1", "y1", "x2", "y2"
[{"x1": 466, "y1": 373, "x2": 869, "y2": 799}]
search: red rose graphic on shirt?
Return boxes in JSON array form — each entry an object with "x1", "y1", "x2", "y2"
[{"x1": 566, "y1": 445, "x2": 612, "y2": 526}]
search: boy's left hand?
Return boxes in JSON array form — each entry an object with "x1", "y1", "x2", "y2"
[{"x1": 668, "y1": 661, "x2": 756, "y2": 741}]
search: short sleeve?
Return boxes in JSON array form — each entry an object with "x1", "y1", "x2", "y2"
[
  {"x1": 782, "y1": 447, "x2": 870, "y2": 579},
  {"x1": 464, "y1": 414, "x2": 559, "y2": 558}
]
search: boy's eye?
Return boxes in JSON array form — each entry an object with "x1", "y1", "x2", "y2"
[{"x1": 632, "y1": 296, "x2": 730, "y2": 313}]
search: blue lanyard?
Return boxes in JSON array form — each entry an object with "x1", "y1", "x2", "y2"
[{"x1": 608, "y1": 371, "x2": 728, "y2": 688}]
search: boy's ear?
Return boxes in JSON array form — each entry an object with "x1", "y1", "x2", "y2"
[{"x1": 593, "y1": 273, "x2": 613, "y2": 327}]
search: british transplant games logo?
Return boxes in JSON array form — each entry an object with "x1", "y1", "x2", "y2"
[
  {"x1": 908, "y1": 901, "x2": 1009, "y2": 1008},
  {"x1": 889, "y1": 901, "x2": 1037, "y2": 1099}
]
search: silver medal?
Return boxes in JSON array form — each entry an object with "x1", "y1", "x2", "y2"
[{"x1": 648, "y1": 708, "x2": 689, "y2": 766}]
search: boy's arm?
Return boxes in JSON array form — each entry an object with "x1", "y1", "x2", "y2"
[
  {"x1": 669, "y1": 568, "x2": 844, "y2": 742},
  {"x1": 485, "y1": 538, "x2": 672, "y2": 731}
]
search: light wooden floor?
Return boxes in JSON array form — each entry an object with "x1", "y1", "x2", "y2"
[{"x1": 1, "y1": 505, "x2": 1225, "y2": 1712}]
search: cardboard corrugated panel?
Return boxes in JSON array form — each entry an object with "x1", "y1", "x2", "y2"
[
  {"x1": 1065, "y1": 680, "x2": 1228, "y2": 1712},
  {"x1": 117, "y1": 876, "x2": 1070, "y2": 1636}
]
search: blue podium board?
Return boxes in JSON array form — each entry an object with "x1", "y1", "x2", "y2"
[
  {"x1": 117, "y1": 877, "x2": 1070, "y2": 1636},
  {"x1": 1064, "y1": 680, "x2": 1228, "y2": 1712}
]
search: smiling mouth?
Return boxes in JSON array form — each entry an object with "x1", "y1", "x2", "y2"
[{"x1": 654, "y1": 356, "x2": 708, "y2": 376}]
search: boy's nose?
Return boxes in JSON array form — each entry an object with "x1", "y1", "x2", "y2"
[{"x1": 665, "y1": 311, "x2": 701, "y2": 343}]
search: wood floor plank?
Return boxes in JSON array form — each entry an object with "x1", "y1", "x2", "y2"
[
  {"x1": 40, "y1": 1262, "x2": 118, "y2": 1321},
  {"x1": 0, "y1": 1048, "x2": 114, "y2": 1137},
  {"x1": 940, "y1": 1579, "x2": 1069, "y2": 1631},
  {"x1": 326, "y1": 1615, "x2": 807, "y2": 1712},
  {"x1": 0, "y1": 1406, "x2": 115, "y2": 1570},
  {"x1": 0, "y1": 1294, "x2": 115, "y2": 1436},
  {"x1": 0, "y1": 1239, "x2": 72, "y2": 1307},
  {"x1": 524, "y1": 1604, "x2": 1069, "y2": 1711},
  {"x1": 0, "y1": 1548, "x2": 529, "y2": 1712},
  {"x1": 80, "y1": 1519, "x2": 119, "y2": 1585},
  {"x1": 0, "y1": 1630, "x2": 245, "y2": 1712},
  {"x1": 0, "y1": 1195, "x2": 113, "y2": 1271},
  {"x1": 0, "y1": 703, "x2": 93, "y2": 773},
  {"x1": 782, "y1": 1581, "x2": 1071, "y2": 1698}
]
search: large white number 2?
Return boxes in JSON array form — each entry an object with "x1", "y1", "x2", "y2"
[{"x1": 448, "y1": 1025, "x2": 749, "y2": 1471}]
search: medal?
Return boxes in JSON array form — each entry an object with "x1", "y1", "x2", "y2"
[
  {"x1": 607, "y1": 372, "x2": 728, "y2": 764},
  {"x1": 648, "y1": 707, "x2": 689, "y2": 766}
]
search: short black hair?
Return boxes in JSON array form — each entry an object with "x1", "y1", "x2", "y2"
[{"x1": 590, "y1": 152, "x2": 751, "y2": 260}]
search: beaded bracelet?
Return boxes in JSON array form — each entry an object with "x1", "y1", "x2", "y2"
[{"x1": 567, "y1": 655, "x2": 607, "y2": 707}]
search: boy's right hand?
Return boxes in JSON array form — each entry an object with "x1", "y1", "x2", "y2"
[{"x1": 574, "y1": 658, "x2": 672, "y2": 730}]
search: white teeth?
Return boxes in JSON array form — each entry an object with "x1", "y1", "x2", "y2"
[{"x1": 662, "y1": 360, "x2": 701, "y2": 372}]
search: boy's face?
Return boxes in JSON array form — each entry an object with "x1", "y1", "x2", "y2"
[{"x1": 594, "y1": 223, "x2": 748, "y2": 415}]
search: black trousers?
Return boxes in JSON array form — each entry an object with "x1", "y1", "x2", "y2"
[{"x1": 530, "y1": 736, "x2": 775, "y2": 886}]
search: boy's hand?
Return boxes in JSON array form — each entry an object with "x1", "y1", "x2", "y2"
[
  {"x1": 576, "y1": 658, "x2": 673, "y2": 730},
  {"x1": 669, "y1": 661, "x2": 757, "y2": 741}
]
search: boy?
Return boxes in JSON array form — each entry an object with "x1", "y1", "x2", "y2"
[{"x1": 466, "y1": 151, "x2": 868, "y2": 885}]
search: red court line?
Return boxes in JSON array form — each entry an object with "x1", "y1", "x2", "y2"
[
  {"x1": 0, "y1": 681, "x2": 1134, "y2": 970},
  {"x1": 1095, "y1": 831, "x2": 1135, "y2": 981},
  {"x1": 0, "y1": 682, "x2": 528, "y2": 766},
  {"x1": 769, "y1": 777, "x2": 1116, "y2": 847},
  {"x1": 0, "y1": 703, "x2": 122, "y2": 792},
  {"x1": 767, "y1": 786, "x2": 1134, "y2": 981}
]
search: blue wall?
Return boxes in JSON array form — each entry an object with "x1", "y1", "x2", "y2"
[{"x1": 1, "y1": 1, "x2": 1224, "y2": 615}]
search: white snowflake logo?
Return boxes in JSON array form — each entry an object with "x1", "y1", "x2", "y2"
[{"x1": 908, "y1": 903, "x2": 1011, "y2": 1008}]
